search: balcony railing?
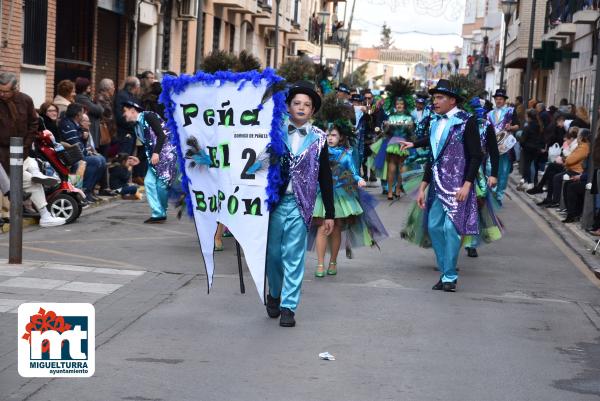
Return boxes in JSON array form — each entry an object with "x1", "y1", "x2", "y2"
[{"x1": 545, "y1": 0, "x2": 598, "y2": 32}]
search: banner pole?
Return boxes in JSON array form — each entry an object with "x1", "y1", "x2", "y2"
[{"x1": 235, "y1": 240, "x2": 245, "y2": 294}]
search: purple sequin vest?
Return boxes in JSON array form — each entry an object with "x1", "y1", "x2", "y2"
[
  {"x1": 137, "y1": 112, "x2": 177, "y2": 186},
  {"x1": 429, "y1": 113, "x2": 479, "y2": 235},
  {"x1": 280, "y1": 127, "x2": 327, "y2": 228}
]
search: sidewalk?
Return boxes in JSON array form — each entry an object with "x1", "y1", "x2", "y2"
[{"x1": 507, "y1": 171, "x2": 600, "y2": 279}]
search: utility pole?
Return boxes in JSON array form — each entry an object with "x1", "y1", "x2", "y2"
[
  {"x1": 194, "y1": 0, "x2": 204, "y2": 71},
  {"x1": 339, "y1": 0, "x2": 356, "y2": 82},
  {"x1": 274, "y1": 0, "x2": 281, "y2": 68},
  {"x1": 522, "y1": 0, "x2": 537, "y2": 103}
]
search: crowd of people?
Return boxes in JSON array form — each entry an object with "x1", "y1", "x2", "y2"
[
  {"x1": 549, "y1": 0, "x2": 600, "y2": 26},
  {"x1": 0, "y1": 69, "x2": 176, "y2": 228}
]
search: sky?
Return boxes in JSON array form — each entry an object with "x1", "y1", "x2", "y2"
[{"x1": 346, "y1": 0, "x2": 465, "y2": 52}]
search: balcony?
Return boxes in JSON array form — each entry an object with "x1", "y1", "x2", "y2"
[
  {"x1": 213, "y1": 0, "x2": 257, "y2": 14},
  {"x1": 543, "y1": 21, "x2": 576, "y2": 42},
  {"x1": 573, "y1": 9, "x2": 599, "y2": 24}
]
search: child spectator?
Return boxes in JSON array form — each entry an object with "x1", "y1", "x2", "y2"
[{"x1": 109, "y1": 153, "x2": 140, "y2": 199}]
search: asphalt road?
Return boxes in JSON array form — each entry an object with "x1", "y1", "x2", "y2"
[{"x1": 1, "y1": 186, "x2": 600, "y2": 401}]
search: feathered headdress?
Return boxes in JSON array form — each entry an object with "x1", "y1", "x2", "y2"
[
  {"x1": 384, "y1": 77, "x2": 415, "y2": 114},
  {"x1": 314, "y1": 93, "x2": 357, "y2": 146},
  {"x1": 447, "y1": 75, "x2": 486, "y2": 118}
]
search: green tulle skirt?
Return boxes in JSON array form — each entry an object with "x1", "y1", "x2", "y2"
[{"x1": 314, "y1": 188, "x2": 364, "y2": 219}]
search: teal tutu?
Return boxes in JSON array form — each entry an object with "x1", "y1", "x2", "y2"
[
  {"x1": 401, "y1": 199, "x2": 431, "y2": 248},
  {"x1": 313, "y1": 188, "x2": 363, "y2": 219}
]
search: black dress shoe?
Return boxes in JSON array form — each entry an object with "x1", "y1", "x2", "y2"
[
  {"x1": 466, "y1": 247, "x2": 478, "y2": 258},
  {"x1": 266, "y1": 294, "x2": 280, "y2": 318},
  {"x1": 432, "y1": 280, "x2": 444, "y2": 290},
  {"x1": 562, "y1": 216, "x2": 578, "y2": 223},
  {"x1": 443, "y1": 281, "x2": 457, "y2": 292},
  {"x1": 526, "y1": 187, "x2": 543, "y2": 195},
  {"x1": 98, "y1": 189, "x2": 118, "y2": 197},
  {"x1": 144, "y1": 216, "x2": 167, "y2": 224},
  {"x1": 279, "y1": 308, "x2": 295, "y2": 327},
  {"x1": 544, "y1": 202, "x2": 559, "y2": 208},
  {"x1": 537, "y1": 199, "x2": 550, "y2": 206}
]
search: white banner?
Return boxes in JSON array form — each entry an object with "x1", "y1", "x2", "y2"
[{"x1": 169, "y1": 77, "x2": 276, "y2": 301}]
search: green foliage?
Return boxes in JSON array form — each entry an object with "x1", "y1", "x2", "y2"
[
  {"x1": 341, "y1": 62, "x2": 369, "y2": 88},
  {"x1": 379, "y1": 22, "x2": 394, "y2": 49},
  {"x1": 277, "y1": 57, "x2": 316, "y2": 83},
  {"x1": 200, "y1": 50, "x2": 262, "y2": 73}
]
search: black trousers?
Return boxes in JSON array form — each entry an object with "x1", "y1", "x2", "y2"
[
  {"x1": 522, "y1": 149, "x2": 540, "y2": 185},
  {"x1": 565, "y1": 180, "x2": 586, "y2": 218}
]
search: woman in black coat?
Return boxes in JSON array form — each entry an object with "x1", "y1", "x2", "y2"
[{"x1": 521, "y1": 109, "x2": 545, "y2": 187}]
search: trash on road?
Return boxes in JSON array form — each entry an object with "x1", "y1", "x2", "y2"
[{"x1": 319, "y1": 352, "x2": 335, "y2": 361}]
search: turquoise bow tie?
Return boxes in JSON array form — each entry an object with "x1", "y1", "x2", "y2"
[{"x1": 433, "y1": 113, "x2": 448, "y2": 121}]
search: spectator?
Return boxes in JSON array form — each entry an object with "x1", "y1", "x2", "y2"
[
  {"x1": 141, "y1": 81, "x2": 165, "y2": 119},
  {"x1": 0, "y1": 72, "x2": 37, "y2": 174},
  {"x1": 39, "y1": 101, "x2": 60, "y2": 138},
  {"x1": 528, "y1": 127, "x2": 579, "y2": 195},
  {"x1": 109, "y1": 153, "x2": 140, "y2": 199},
  {"x1": 80, "y1": 114, "x2": 117, "y2": 197},
  {"x1": 573, "y1": 106, "x2": 591, "y2": 128},
  {"x1": 53, "y1": 79, "x2": 75, "y2": 116},
  {"x1": 74, "y1": 77, "x2": 104, "y2": 150},
  {"x1": 95, "y1": 78, "x2": 117, "y2": 156},
  {"x1": 114, "y1": 76, "x2": 141, "y2": 154},
  {"x1": 544, "y1": 113, "x2": 567, "y2": 148},
  {"x1": 139, "y1": 71, "x2": 155, "y2": 96},
  {"x1": 58, "y1": 103, "x2": 107, "y2": 203},
  {"x1": 537, "y1": 127, "x2": 590, "y2": 207},
  {"x1": 535, "y1": 102, "x2": 551, "y2": 128},
  {"x1": 521, "y1": 109, "x2": 545, "y2": 188}
]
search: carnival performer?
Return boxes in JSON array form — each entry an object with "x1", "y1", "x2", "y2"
[
  {"x1": 265, "y1": 80, "x2": 335, "y2": 327},
  {"x1": 311, "y1": 104, "x2": 388, "y2": 277},
  {"x1": 402, "y1": 79, "x2": 483, "y2": 292},
  {"x1": 122, "y1": 101, "x2": 177, "y2": 223},
  {"x1": 487, "y1": 89, "x2": 520, "y2": 205},
  {"x1": 369, "y1": 77, "x2": 415, "y2": 200},
  {"x1": 462, "y1": 96, "x2": 501, "y2": 258}
]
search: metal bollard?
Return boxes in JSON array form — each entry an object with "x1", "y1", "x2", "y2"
[{"x1": 8, "y1": 137, "x2": 23, "y2": 264}]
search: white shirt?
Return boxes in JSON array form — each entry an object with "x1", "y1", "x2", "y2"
[
  {"x1": 286, "y1": 121, "x2": 311, "y2": 193},
  {"x1": 434, "y1": 106, "x2": 460, "y2": 149}
]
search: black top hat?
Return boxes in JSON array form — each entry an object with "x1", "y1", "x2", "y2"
[
  {"x1": 286, "y1": 80, "x2": 322, "y2": 112},
  {"x1": 428, "y1": 79, "x2": 462, "y2": 101},
  {"x1": 492, "y1": 89, "x2": 509, "y2": 99},
  {"x1": 350, "y1": 93, "x2": 362, "y2": 102},
  {"x1": 336, "y1": 84, "x2": 351, "y2": 95},
  {"x1": 122, "y1": 100, "x2": 145, "y2": 112}
]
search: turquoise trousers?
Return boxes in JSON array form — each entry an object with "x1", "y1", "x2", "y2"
[
  {"x1": 495, "y1": 153, "x2": 512, "y2": 204},
  {"x1": 144, "y1": 168, "x2": 168, "y2": 218},
  {"x1": 266, "y1": 195, "x2": 308, "y2": 312},
  {"x1": 428, "y1": 198, "x2": 461, "y2": 283}
]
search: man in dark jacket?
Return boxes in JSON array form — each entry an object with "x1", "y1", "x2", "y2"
[
  {"x1": 114, "y1": 76, "x2": 141, "y2": 154},
  {"x1": 59, "y1": 103, "x2": 107, "y2": 202},
  {"x1": 0, "y1": 72, "x2": 37, "y2": 173},
  {"x1": 74, "y1": 77, "x2": 104, "y2": 149}
]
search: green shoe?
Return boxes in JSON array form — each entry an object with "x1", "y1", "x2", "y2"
[
  {"x1": 315, "y1": 264, "x2": 325, "y2": 278},
  {"x1": 214, "y1": 243, "x2": 224, "y2": 251},
  {"x1": 327, "y1": 262, "x2": 337, "y2": 276}
]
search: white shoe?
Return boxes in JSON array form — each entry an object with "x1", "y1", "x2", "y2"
[
  {"x1": 524, "y1": 183, "x2": 534, "y2": 190},
  {"x1": 31, "y1": 172, "x2": 60, "y2": 187},
  {"x1": 39, "y1": 214, "x2": 66, "y2": 227}
]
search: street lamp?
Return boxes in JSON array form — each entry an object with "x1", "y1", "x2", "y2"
[
  {"x1": 336, "y1": 28, "x2": 348, "y2": 82},
  {"x1": 499, "y1": 0, "x2": 517, "y2": 90},
  {"x1": 318, "y1": 10, "x2": 330, "y2": 67}
]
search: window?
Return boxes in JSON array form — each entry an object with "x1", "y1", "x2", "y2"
[
  {"x1": 229, "y1": 23, "x2": 235, "y2": 53},
  {"x1": 23, "y1": 0, "x2": 48, "y2": 65},
  {"x1": 213, "y1": 17, "x2": 222, "y2": 52}
]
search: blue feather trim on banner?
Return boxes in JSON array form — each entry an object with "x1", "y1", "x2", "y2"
[{"x1": 159, "y1": 68, "x2": 287, "y2": 217}]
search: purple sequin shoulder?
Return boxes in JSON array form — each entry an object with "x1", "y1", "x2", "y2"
[
  {"x1": 429, "y1": 112, "x2": 479, "y2": 235},
  {"x1": 140, "y1": 112, "x2": 177, "y2": 186}
]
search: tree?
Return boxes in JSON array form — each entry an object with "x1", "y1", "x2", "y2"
[
  {"x1": 379, "y1": 22, "x2": 394, "y2": 49},
  {"x1": 277, "y1": 56, "x2": 316, "y2": 82},
  {"x1": 341, "y1": 62, "x2": 369, "y2": 88}
]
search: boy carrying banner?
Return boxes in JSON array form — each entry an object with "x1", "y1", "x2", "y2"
[{"x1": 266, "y1": 81, "x2": 335, "y2": 327}]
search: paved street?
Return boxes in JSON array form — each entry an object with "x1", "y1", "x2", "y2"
[{"x1": 1, "y1": 187, "x2": 600, "y2": 401}]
